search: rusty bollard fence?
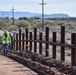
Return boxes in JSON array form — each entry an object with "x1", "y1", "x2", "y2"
[{"x1": 9, "y1": 26, "x2": 76, "y2": 66}]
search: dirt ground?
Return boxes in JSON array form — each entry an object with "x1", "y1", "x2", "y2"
[{"x1": 0, "y1": 55, "x2": 38, "y2": 75}]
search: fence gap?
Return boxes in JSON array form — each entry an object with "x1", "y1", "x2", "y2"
[
  {"x1": 13, "y1": 36, "x2": 15, "y2": 51},
  {"x1": 15, "y1": 33, "x2": 18, "y2": 51},
  {"x1": 22, "y1": 33, "x2": 25, "y2": 51},
  {"x1": 9, "y1": 34, "x2": 11, "y2": 50},
  {"x1": 9, "y1": 34, "x2": 12, "y2": 51},
  {"x1": 52, "y1": 32, "x2": 56, "y2": 59},
  {"x1": 11, "y1": 36, "x2": 13, "y2": 51}
]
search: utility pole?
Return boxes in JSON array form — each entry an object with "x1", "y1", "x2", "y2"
[
  {"x1": 11, "y1": 6, "x2": 15, "y2": 25},
  {"x1": 39, "y1": 0, "x2": 46, "y2": 31}
]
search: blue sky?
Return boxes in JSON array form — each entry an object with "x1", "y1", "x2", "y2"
[{"x1": 0, "y1": 0, "x2": 76, "y2": 17}]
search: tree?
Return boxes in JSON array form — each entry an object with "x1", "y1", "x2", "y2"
[{"x1": 19, "y1": 17, "x2": 28, "y2": 20}]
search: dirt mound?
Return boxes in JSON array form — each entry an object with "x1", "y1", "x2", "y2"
[{"x1": 8, "y1": 51, "x2": 76, "y2": 75}]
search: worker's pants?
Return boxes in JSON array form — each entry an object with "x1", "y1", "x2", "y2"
[{"x1": 3, "y1": 44, "x2": 8, "y2": 55}]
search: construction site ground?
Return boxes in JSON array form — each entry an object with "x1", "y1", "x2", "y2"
[{"x1": 0, "y1": 55, "x2": 38, "y2": 75}]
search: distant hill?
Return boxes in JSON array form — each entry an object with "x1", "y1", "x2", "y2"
[
  {"x1": 0, "y1": 11, "x2": 71, "y2": 19},
  {"x1": 36, "y1": 14, "x2": 70, "y2": 18}
]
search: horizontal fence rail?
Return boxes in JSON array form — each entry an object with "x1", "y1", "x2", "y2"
[
  {"x1": 12, "y1": 39, "x2": 76, "y2": 48},
  {"x1": 9, "y1": 26, "x2": 76, "y2": 66}
]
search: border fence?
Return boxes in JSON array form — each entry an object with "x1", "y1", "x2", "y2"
[{"x1": 9, "y1": 26, "x2": 76, "y2": 66}]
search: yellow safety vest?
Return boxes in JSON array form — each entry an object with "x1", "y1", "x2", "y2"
[{"x1": 1, "y1": 34, "x2": 11, "y2": 44}]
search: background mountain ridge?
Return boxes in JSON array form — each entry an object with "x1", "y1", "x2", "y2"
[{"x1": 0, "y1": 11, "x2": 71, "y2": 19}]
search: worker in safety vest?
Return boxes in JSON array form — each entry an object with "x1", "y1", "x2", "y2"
[{"x1": 1, "y1": 30, "x2": 11, "y2": 56}]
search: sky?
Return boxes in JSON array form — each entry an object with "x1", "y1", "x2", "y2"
[{"x1": 0, "y1": 0, "x2": 76, "y2": 17}]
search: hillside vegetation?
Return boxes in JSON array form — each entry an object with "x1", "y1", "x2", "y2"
[{"x1": 0, "y1": 17, "x2": 76, "y2": 33}]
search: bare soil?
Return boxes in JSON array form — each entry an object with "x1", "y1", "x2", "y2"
[{"x1": 0, "y1": 55, "x2": 38, "y2": 75}]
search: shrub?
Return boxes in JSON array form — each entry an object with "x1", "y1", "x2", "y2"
[
  {"x1": 15, "y1": 20, "x2": 30, "y2": 28},
  {"x1": 0, "y1": 19, "x2": 9, "y2": 29}
]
